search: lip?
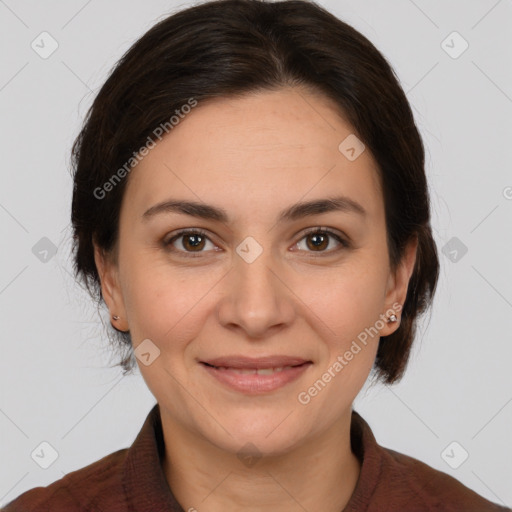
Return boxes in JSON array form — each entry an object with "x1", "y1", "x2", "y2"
[
  {"x1": 201, "y1": 355, "x2": 310, "y2": 369},
  {"x1": 199, "y1": 356, "x2": 313, "y2": 394}
]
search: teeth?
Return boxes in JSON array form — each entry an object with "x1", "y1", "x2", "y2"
[
  {"x1": 257, "y1": 368, "x2": 276, "y2": 375},
  {"x1": 215, "y1": 365, "x2": 293, "y2": 374}
]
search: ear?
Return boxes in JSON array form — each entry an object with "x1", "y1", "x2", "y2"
[
  {"x1": 380, "y1": 235, "x2": 418, "y2": 336},
  {"x1": 93, "y1": 242, "x2": 129, "y2": 332}
]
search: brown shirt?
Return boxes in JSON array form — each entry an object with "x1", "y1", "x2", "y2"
[{"x1": 3, "y1": 404, "x2": 510, "y2": 511}]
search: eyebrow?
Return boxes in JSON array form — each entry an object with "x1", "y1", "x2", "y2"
[{"x1": 141, "y1": 195, "x2": 367, "y2": 224}]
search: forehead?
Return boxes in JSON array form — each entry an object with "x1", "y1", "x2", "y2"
[{"x1": 122, "y1": 88, "x2": 383, "y2": 223}]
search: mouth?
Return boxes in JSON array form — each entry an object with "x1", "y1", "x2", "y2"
[
  {"x1": 199, "y1": 356, "x2": 313, "y2": 394},
  {"x1": 201, "y1": 361, "x2": 309, "y2": 374}
]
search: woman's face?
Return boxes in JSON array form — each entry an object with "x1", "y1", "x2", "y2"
[{"x1": 95, "y1": 87, "x2": 416, "y2": 456}]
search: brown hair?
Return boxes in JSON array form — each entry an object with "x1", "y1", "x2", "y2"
[{"x1": 70, "y1": 0, "x2": 439, "y2": 384}]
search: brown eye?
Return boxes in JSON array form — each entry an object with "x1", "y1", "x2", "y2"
[
  {"x1": 181, "y1": 232, "x2": 206, "y2": 251},
  {"x1": 295, "y1": 228, "x2": 349, "y2": 254},
  {"x1": 165, "y1": 229, "x2": 217, "y2": 256},
  {"x1": 306, "y1": 232, "x2": 329, "y2": 251}
]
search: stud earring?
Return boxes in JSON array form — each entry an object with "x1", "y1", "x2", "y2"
[{"x1": 387, "y1": 314, "x2": 397, "y2": 323}]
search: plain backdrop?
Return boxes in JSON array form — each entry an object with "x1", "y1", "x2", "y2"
[{"x1": 1, "y1": 0, "x2": 511, "y2": 507}]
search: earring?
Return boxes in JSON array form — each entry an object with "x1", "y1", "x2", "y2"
[
  {"x1": 110, "y1": 314, "x2": 129, "y2": 333},
  {"x1": 387, "y1": 314, "x2": 398, "y2": 323}
]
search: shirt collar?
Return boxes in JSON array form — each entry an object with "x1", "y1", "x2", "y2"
[
  {"x1": 122, "y1": 403, "x2": 381, "y2": 511},
  {"x1": 122, "y1": 403, "x2": 184, "y2": 511},
  {"x1": 343, "y1": 409, "x2": 383, "y2": 511}
]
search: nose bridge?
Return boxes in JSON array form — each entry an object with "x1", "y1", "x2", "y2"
[
  {"x1": 217, "y1": 233, "x2": 294, "y2": 335},
  {"x1": 234, "y1": 233, "x2": 279, "y2": 302}
]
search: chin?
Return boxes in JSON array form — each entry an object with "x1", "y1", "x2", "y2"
[{"x1": 208, "y1": 414, "x2": 307, "y2": 458}]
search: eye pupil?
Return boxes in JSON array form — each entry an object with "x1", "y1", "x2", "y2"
[
  {"x1": 307, "y1": 232, "x2": 328, "y2": 251},
  {"x1": 183, "y1": 233, "x2": 205, "y2": 251}
]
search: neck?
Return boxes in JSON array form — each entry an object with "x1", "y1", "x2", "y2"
[{"x1": 161, "y1": 410, "x2": 361, "y2": 512}]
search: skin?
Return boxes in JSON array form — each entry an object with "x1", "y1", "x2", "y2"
[{"x1": 94, "y1": 87, "x2": 417, "y2": 512}]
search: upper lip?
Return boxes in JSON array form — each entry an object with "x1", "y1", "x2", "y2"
[{"x1": 200, "y1": 356, "x2": 311, "y2": 369}]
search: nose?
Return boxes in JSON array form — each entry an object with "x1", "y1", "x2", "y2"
[{"x1": 216, "y1": 240, "x2": 296, "y2": 339}]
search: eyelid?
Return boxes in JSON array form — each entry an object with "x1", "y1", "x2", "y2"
[{"x1": 299, "y1": 226, "x2": 350, "y2": 243}]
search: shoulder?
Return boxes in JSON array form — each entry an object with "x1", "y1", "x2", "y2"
[
  {"x1": 378, "y1": 446, "x2": 510, "y2": 511},
  {"x1": 351, "y1": 410, "x2": 510, "y2": 511},
  {"x1": 1, "y1": 448, "x2": 129, "y2": 512}
]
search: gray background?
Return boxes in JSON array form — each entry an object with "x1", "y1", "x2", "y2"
[{"x1": 1, "y1": 0, "x2": 511, "y2": 507}]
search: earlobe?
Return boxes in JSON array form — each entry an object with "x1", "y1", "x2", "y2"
[
  {"x1": 381, "y1": 236, "x2": 418, "y2": 335},
  {"x1": 93, "y1": 243, "x2": 129, "y2": 331}
]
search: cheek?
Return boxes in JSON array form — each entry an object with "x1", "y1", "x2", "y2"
[
  {"x1": 300, "y1": 272, "x2": 383, "y2": 396},
  {"x1": 294, "y1": 260, "x2": 387, "y2": 342},
  {"x1": 121, "y1": 258, "x2": 217, "y2": 347}
]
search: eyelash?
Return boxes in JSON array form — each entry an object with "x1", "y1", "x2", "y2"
[{"x1": 163, "y1": 227, "x2": 350, "y2": 258}]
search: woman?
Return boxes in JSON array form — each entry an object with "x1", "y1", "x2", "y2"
[{"x1": 3, "y1": 0, "x2": 509, "y2": 510}]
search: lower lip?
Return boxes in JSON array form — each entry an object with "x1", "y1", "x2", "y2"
[{"x1": 200, "y1": 363, "x2": 312, "y2": 394}]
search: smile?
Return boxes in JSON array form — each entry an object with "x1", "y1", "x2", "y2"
[
  {"x1": 199, "y1": 358, "x2": 313, "y2": 394},
  {"x1": 209, "y1": 365, "x2": 298, "y2": 375}
]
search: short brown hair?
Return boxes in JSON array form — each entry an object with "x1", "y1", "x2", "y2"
[{"x1": 70, "y1": 0, "x2": 440, "y2": 384}]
